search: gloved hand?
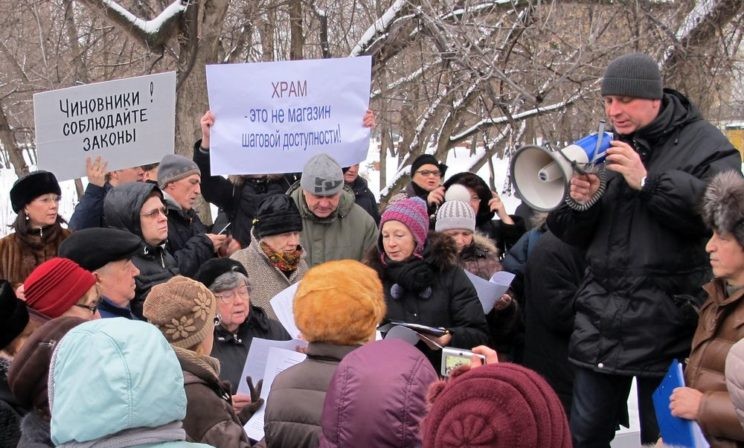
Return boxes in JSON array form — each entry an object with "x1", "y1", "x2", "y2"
[{"x1": 238, "y1": 376, "x2": 264, "y2": 424}]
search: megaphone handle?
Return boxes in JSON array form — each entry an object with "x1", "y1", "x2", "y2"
[
  {"x1": 565, "y1": 167, "x2": 607, "y2": 212},
  {"x1": 591, "y1": 120, "x2": 607, "y2": 164}
]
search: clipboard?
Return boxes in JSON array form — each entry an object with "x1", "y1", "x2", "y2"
[{"x1": 652, "y1": 359, "x2": 709, "y2": 448}]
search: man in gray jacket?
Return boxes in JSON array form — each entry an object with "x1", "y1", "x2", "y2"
[{"x1": 289, "y1": 153, "x2": 378, "y2": 267}]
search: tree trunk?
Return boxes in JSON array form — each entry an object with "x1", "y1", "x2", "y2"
[{"x1": 0, "y1": 102, "x2": 29, "y2": 177}]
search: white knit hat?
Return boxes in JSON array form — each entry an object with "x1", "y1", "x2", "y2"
[
  {"x1": 444, "y1": 184, "x2": 471, "y2": 203},
  {"x1": 435, "y1": 200, "x2": 475, "y2": 232}
]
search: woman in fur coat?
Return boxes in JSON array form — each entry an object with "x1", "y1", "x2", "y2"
[
  {"x1": 0, "y1": 171, "x2": 70, "y2": 297},
  {"x1": 366, "y1": 197, "x2": 490, "y2": 368}
]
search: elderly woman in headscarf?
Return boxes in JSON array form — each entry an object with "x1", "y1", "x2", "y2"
[
  {"x1": 366, "y1": 196, "x2": 490, "y2": 367},
  {"x1": 0, "y1": 171, "x2": 70, "y2": 298}
]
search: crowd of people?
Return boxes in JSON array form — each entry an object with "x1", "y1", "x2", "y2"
[{"x1": 1, "y1": 51, "x2": 743, "y2": 448}]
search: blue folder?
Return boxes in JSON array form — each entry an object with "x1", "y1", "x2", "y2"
[{"x1": 652, "y1": 359, "x2": 709, "y2": 448}]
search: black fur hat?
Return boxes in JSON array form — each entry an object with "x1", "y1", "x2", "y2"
[
  {"x1": 702, "y1": 171, "x2": 744, "y2": 247},
  {"x1": 253, "y1": 194, "x2": 303, "y2": 239},
  {"x1": 10, "y1": 171, "x2": 61, "y2": 213}
]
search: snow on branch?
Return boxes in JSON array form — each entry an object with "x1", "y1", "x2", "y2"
[
  {"x1": 350, "y1": 0, "x2": 410, "y2": 57},
  {"x1": 82, "y1": 0, "x2": 188, "y2": 52}
]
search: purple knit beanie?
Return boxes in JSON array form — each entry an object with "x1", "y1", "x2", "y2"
[{"x1": 380, "y1": 197, "x2": 429, "y2": 257}]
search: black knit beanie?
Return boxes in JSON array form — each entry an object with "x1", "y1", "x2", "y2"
[
  {"x1": 411, "y1": 154, "x2": 447, "y2": 177},
  {"x1": 601, "y1": 53, "x2": 663, "y2": 100},
  {"x1": 253, "y1": 194, "x2": 303, "y2": 239}
]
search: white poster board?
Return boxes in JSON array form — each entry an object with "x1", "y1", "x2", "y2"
[
  {"x1": 33, "y1": 72, "x2": 176, "y2": 181},
  {"x1": 206, "y1": 56, "x2": 371, "y2": 175}
]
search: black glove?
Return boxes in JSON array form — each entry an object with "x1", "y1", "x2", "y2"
[{"x1": 238, "y1": 376, "x2": 264, "y2": 424}]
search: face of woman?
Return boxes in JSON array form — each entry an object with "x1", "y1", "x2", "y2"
[
  {"x1": 24, "y1": 193, "x2": 60, "y2": 227},
  {"x1": 464, "y1": 187, "x2": 482, "y2": 214},
  {"x1": 214, "y1": 284, "x2": 250, "y2": 332},
  {"x1": 411, "y1": 164, "x2": 442, "y2": 192},
  {"x1": 442, "y1": 229, "x2": 474, "y2": 253},
  {"x1": 382, "y1": 220, "x2": 416, "y2": 262},
  {"x1": 62, "y1": 284, "x2": 101, "y2": 321},
  {"x1": 262, "y1": 231, "x2": 301, "y2": 254}
]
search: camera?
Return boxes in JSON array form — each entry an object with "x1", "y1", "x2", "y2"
[{"x1": 440, "y1": 347, "x2": 486, "y2": 377}]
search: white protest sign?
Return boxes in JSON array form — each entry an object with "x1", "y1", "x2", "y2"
[
  {"x1": 33, "y1": 72, "x2": 176, "y2": 181},
  {"x1": 206, "y1": 56, "x2": 371, "y2": 175}
]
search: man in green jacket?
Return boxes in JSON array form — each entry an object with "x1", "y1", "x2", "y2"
[{"x1": 289, "y1": 153, "x2": 378, "y2": 267}]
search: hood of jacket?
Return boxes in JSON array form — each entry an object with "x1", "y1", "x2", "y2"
[
  {"x1": 444, "y1": 172, "x2": 496, "y2": 225},
  {"x1": 104, "y1": 182, "x2": 162, "y2": 239},
  {"x1": 623, "y1": 88, "x2": 701, "y2": 152},
  {"x1": 288, "y1": 182, "x2": 357, "y2": 222},
  {"x1": 319, "y1": 339, "x2": 437, "y2": 447},
  {"x1": 49, "y1": 319, "x2": 187, "y2": 445}
]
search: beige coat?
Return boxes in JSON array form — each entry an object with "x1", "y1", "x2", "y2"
[
  {"x1": 231, "y1": 230, "x2": 308, "y2": 321},
  {"x1": 726, "y1": 338, "x2": 744, "y2": 433}
]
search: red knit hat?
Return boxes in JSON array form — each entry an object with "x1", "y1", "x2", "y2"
[
  {"x1": 24, "y1": 258, "x2": 96, "y2": 319},
  {"x1": 421, "y1": 363, "x2": 571, "y2": 448}
]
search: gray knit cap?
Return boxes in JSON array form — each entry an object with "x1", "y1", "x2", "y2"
[
  {"x1": 601, "y1": 53, "x2": 663, "y2": 100},
  {"x1": 435, "y1": 200, "x2": 476, "y2": 232},
  {"x1": 301, "y1": 153, "x2": 344, "y2": 196},
  {"x1": 157, "y1": 154, "x2": 201, "y2": 188}
]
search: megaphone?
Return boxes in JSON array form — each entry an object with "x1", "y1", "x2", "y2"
[{"x1": 511, "y1": 129, "x2": 613, "y2": 212}]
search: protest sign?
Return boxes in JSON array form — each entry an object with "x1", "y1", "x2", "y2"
[
  {"x1": 206, "y1": 56, "x2": 371, "y2": 175},
  {"x1": 33, "y1": 72, "x2": 176, "y2": 181}
]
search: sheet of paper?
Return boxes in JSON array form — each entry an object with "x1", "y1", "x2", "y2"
[
  {"x1": 490, "y1": 270, "x2": 516, "y2": 288},
  {"x1": 244, "y1": 347, "x2": 307, "y2": 441},
  {"x1": 237, "y1": 337, "x2": 308, "y2": 394},
  {"x1": 383, "y1": 325, "x2": 420, "y2": 345},
  {"x1": 270, "y1": 282, "x2": 301, "y2": 339},
  {"x1": 466, "y1": 270, "x2": 510, "y2": 313}
]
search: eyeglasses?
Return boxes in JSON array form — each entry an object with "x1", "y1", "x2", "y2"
[
  {"x1": 214, "y1": 315, "x2": 222, "y2": 327},
  {"x1": 415, "y1": 169, "x2": 441, "y2": 178},
  {"x1": 141, "y1": 206, "x2": 168, "y2": 219},
  {"x1": 75, "y1": 303, "x2": 98, "y2": 314},
  {"x1": 214, "y1": 286, "x2": 250, "y2": 302}
]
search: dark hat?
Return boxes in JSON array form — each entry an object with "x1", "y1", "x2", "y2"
[
  {"x1": 8, "y1": 316, "x2": 86, "y2": 414},
  {"x1": 59, "y1": 228, "x2": 142, "y2": 272},
  {"x1": 301, "y1": 153, "x2": 344, "y2": 196},
  {"x1": 157, "y1": 154, "x2": 200, "y2": 188},
  {"x1": 702, "y1": 171, "x2": 744, "y2": 247},
  {"x1": 601, "y1": 53, "x2": 663, "y2": 100},
  {"x1": 0, "y1": 280, "x2": 29, "y2": 350},
  {"x1": 421, "y1": 363, "x2": 571, "y2": 448},
  {"x1": 411, "y1": 154, "x2": 447, "y2": 178},
  {"x1": 24, "y1": 258, "x2": 96, "y2": 319},
  {"x1": 253, "y1": 194, "x2": 303, "y2": 239},
  {"x1": 194, "y1": 258, "x2": 248, "y2": 289},
  {"x1": 10, "y1": 171, "x2": 62, "y2": 213}
]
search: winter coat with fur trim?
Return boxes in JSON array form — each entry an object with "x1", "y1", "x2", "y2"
[
  {"x1": 174, "y1": 347, "x2": 252, "y2": 448},
  {"x1": 0, "y1": 225, "x2": 70, "y2": 290},
  {"x1": 547, "y1": 89, "x2": 742, "y2": 376},
  {"x1": 231, "y1": 228, "x2": 308, "y2": 320},
  {"x1": 211, "y1": 305, "x2": 290, "y2": 394},
  {"x1": 104, "y1": 183, "x2": 179, "y2": 319},
  {"x1": 684, "y1": 279, "x2": 744, "y2": 447},
  {"x1": 264, "y1": 343, "x2": 359, "y2": 448},
  {"x1": 163, "y1": 194, "x2": 215, "y2": 278},
  {"x1": 725, "y1": 339, "x2": 744, "y2": 433},
  {"x1": 367, "y1": 232, "x2": 490, "y2": 367},
  {"x1": 194, "y1": 142, "x2": 298, "y2": 248},
  {"x1": 288, "y1": 183, "x2": 378, "y2": 268}
]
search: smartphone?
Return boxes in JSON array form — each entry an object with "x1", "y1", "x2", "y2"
[
  {"x1": 441, "y1": 347, "x2": 486, "y2": 377},
  {"x1": 216, "y1": 222, "x2": 231, "y2": 235}
]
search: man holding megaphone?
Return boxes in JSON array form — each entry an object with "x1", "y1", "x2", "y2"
[{"x1": 545, "y1": 53, "x2": 742, "y2": 448}]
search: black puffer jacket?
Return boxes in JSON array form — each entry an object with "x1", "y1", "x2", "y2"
[
  {"x1": 104, "y1": 183, "x2": 179, "y2": 319},
  {"x1": 366, "y1": 232, "x2": 490, "y2": 367},
  {"x1": 347, "y1": 176, "x2": 380, "y2": 225},
  {"x1": 193, "y1": 141, "x2": 298, "y2": 247},
  {"x1": 163, "y1": 196, "x2": 214, "y2": 278},
  {"x1": 547, "y1": 89, "x2": 742, "y2": 376}
]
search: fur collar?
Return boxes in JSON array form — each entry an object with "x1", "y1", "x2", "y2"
[
  {"x1": 366, "y1": 231, "x2": 458, "y2": 274},
  {"x1": 471, "y1": 232, "x2": 498, "y2": 254}
]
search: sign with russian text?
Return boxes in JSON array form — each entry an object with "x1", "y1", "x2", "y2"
[
  {"x1": 206, "y1": 56, "x2": 371, "y2": 175},
  {"x1": 33, "y1": 72, "x2": 176, "y2": 181}
]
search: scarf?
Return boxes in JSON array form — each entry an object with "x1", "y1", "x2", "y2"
[{"x1": 260, "y1": 242, "x2": 303, "y2": 273}]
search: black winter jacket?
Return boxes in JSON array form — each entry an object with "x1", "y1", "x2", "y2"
[
  {"x1": 163, "y1": 196, "x2": 214, "y2": 278},
  {"x1": 210, "y1": 306, "x2": 291, "y2": 394},
  {"x1": 366, "y1": 232, "x2": 490, "y2": 367},
  {"x1": 104, "y1": 183, "x2": 179, "y2": 319},
  {"x1": 347, "y1": 176, "x2": 380, "y2": 225},
  {"x1": 547, "y1": 89, "x2": 742, "y2": 376},
  {"x1": 193, "y1": 141, "x2": 298, "y2": 247},
  {"x1": 68, "y1": 182, "x2": 112, "y2": 230},
  {"x1": 522, "y1": 230, "x2": 585, "y2": 413}
]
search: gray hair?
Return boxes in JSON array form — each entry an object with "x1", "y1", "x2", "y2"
[{"x1": 209, "y1": 271, "x2": 251, "y2": 293}]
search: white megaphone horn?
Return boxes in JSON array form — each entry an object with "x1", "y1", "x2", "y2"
[{"x1": 510, "y1": 123, "x2": 613, "y2": 212}]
